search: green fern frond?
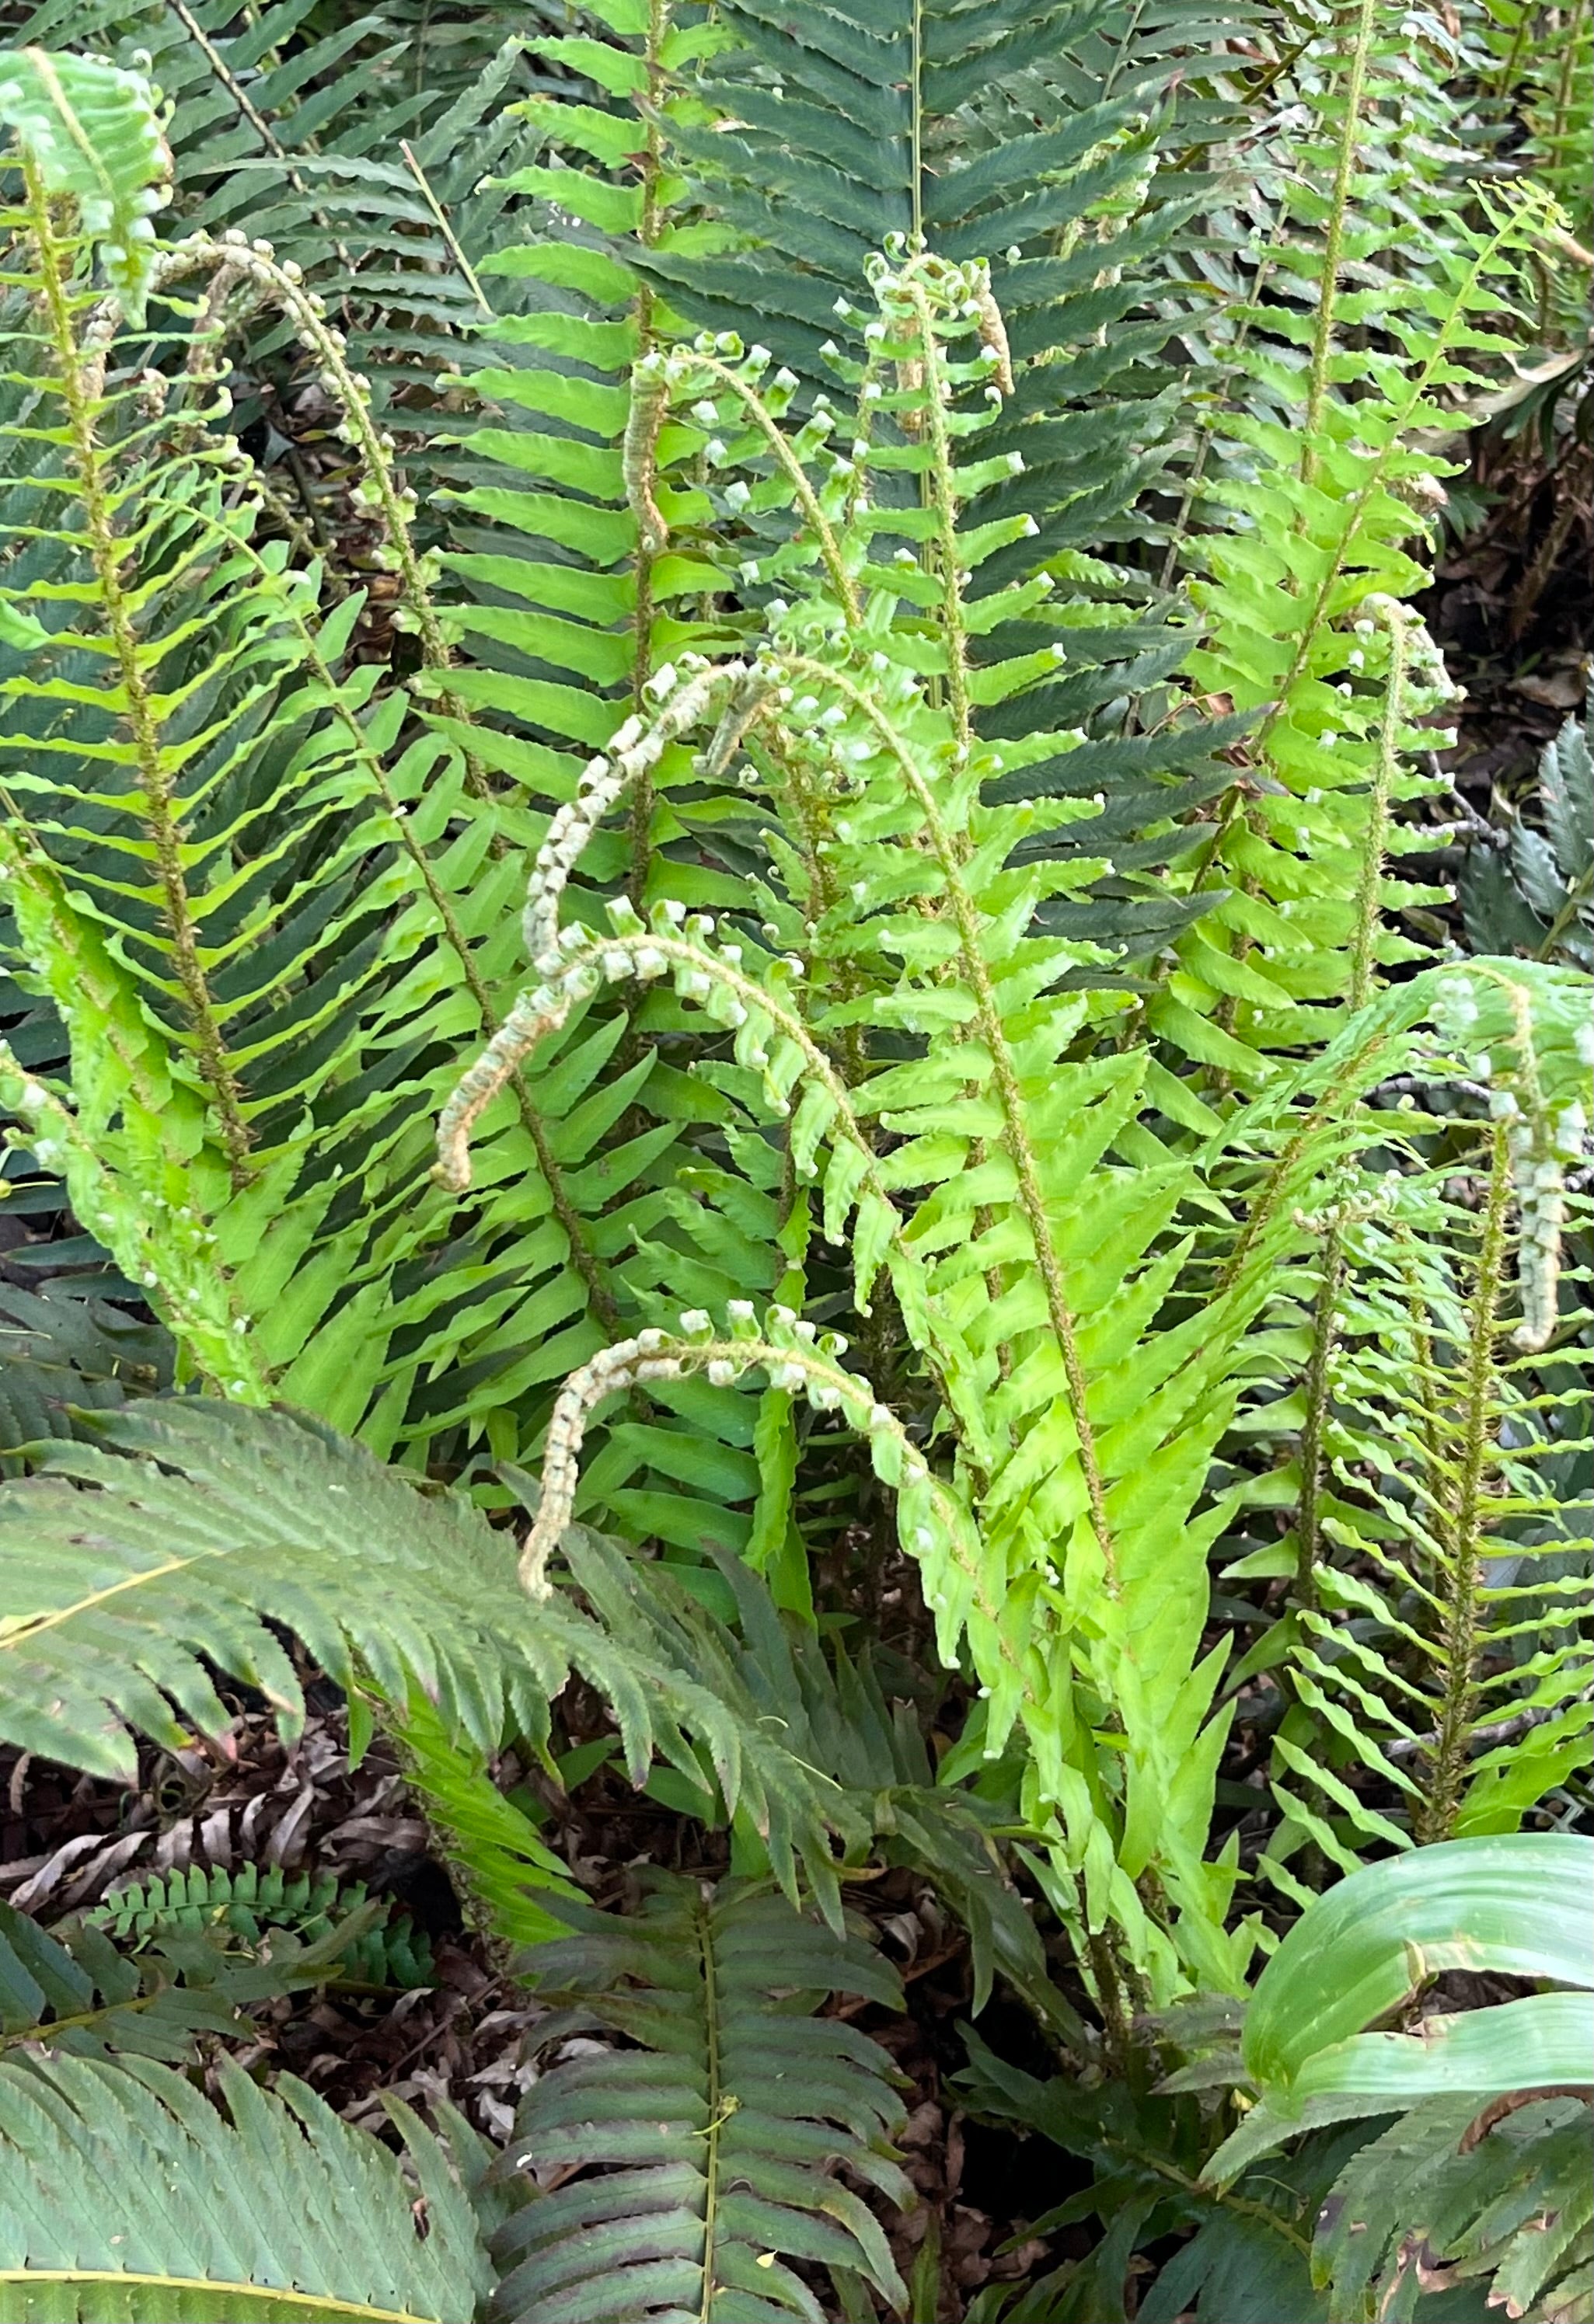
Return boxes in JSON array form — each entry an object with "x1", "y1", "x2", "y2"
[
  {"x1": 389, "y1": 1688, "x2": 582, "y2": 1950},
  {"x1": 1271, "y1": 1149, "x2": 1593, "y2": 1865},
  {"x1": 0, "y1": 1280, "x2": 172, "y2": 1473},
  {"x1": 0, "y1": 1398, "x2": 866, "y2": 1916},
  {"x1": 1314, "y1": 2094, "x2": 1593, "y2": 2324},
  {"x1": 0, "y1": 1897, "x2": 320, "y2": 2064},
  {"x1": 84, "y1": 1863, "x2": 435, "y2": 1988},
  {"x1": 1174, "y1": 23, "x2": 1554, "y2": 1063},
  {"x1": 0, "y1": 141, "x2": 652, "y2": 1454},
  {"x1": 497, "y1": 1873, "x2": 911, "y2": 2324},
  {"x1": 0, "y1": 2054, "x2": 491, "y2": 2321}
]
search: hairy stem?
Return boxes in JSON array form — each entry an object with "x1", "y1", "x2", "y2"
[
  {"x1": 905, "y1": 277, "x2": 973, "y2": 753},
  {"x1": 782, "y1": 657, "x2": 1118, "y2": 1580},
  {"x1": 1294, "y1": 1233, "x2": 1345, "y2": 1610},
  {"x1": 153, "y1": 235, "x2": 492, "y2": 801},
  {"x1": 1416, "y1": 1124, "x2": 1513, "y2": 1842},
  {"x1": 1349, "y1": 600, "x2": 1411, "y2": 1009},
  {"x1": 1302, "y1": 0, "x2": 1379, "y2": 476},
  {"x1": 682, "y1": 355, "x2": 861, "y2": 624}
]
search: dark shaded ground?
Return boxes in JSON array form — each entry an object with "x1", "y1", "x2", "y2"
[{"x1": 1421, "y1": 385, "x2": 1594, "y2": 809}]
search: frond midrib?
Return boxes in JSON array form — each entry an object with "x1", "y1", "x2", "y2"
[{"x1": 0, "y1": 2268, "x2": 450, "y2": 2321}]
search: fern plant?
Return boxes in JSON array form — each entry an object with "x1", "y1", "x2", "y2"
[{"x1": 427, "y1": 239, "x2": 1480, "y2": 2013}]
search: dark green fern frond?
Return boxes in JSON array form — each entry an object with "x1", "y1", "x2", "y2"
[
  {"x1": 1314, "y1": 2094, "x2": 1593, "y2": 2324},
  {"x1": 0, "y1": 2054, "x2": 491, "y2": 2321},
  {"x1": 84, "y1": 1863, "x2": 435, "y2": 1988},
  {"x1": 0, "y1": 1398, "x2": 867, "y2": 1915},
  {"x1": 1463, "y1": 681, "x2": 1594, "y2": 973},
  {"x1": 0, "y1": 1897, "x2": 322, "y2": 2065},
  {"x1": 496, "y1": 1873, "x2": 911, "y2": 2324},
  {"x1": 0, "y1": 1281, "x2": 172, "y2": 1472}
]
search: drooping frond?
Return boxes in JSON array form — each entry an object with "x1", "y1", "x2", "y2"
[{"x1": 0, "y1": 1399, "x2": 864, "y2": 1911}]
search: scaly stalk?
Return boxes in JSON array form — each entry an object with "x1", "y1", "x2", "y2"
[
  {"x1": 1302, "y1": 0, "x2": 1380, "y2": 478},
  {"x1": 1348, "y1": 598, "x2": 1411, "y2": 1011},
  {"x1": 26, "y1": 169, "x2": 255, "y2": 1185},
  {"x1": 1416, "y1": 1124, "x2": 1513, "y2": 1842},
  {"x1": 1294, "y1": 1234, "x2": 1345, "y2": 1610},
  {"x1": 783, "y1": 657, "x2": 1118, "y2": 1582},
  {"x1": 905, "y1": 277, "x2": 973, "y2": 754},
  {"x1": 694, "y1": 1890, "x2": 725, "y2": 2324},
  {"x1": 1296, "y1": 601, "x2": 1411, "y2": 1598}
]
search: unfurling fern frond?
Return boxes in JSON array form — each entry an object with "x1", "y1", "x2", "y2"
[
  {"x1": 656, "y1": 0, "x2": 1252, "y2": 978},
  {"x1": 12, "y1": 0, "x2": 539, "y2": 465},
  {"x1": 0, "y1": 2054, "x2": 490, "y2": 2321},
  {"x1": 497, "y1": 1874, "x2": 911, "y2": 2324},
  {"x1": 0, "y1": 1399, "x2": 862, "y2": 1916},
  {"x1": 434, "y1": 249, "x2": 1370, "y2": 2000}
]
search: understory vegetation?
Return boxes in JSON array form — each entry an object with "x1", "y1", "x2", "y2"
[{"x1": 0, "y1": 0, "x2": 1589, "y2": 2315}]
